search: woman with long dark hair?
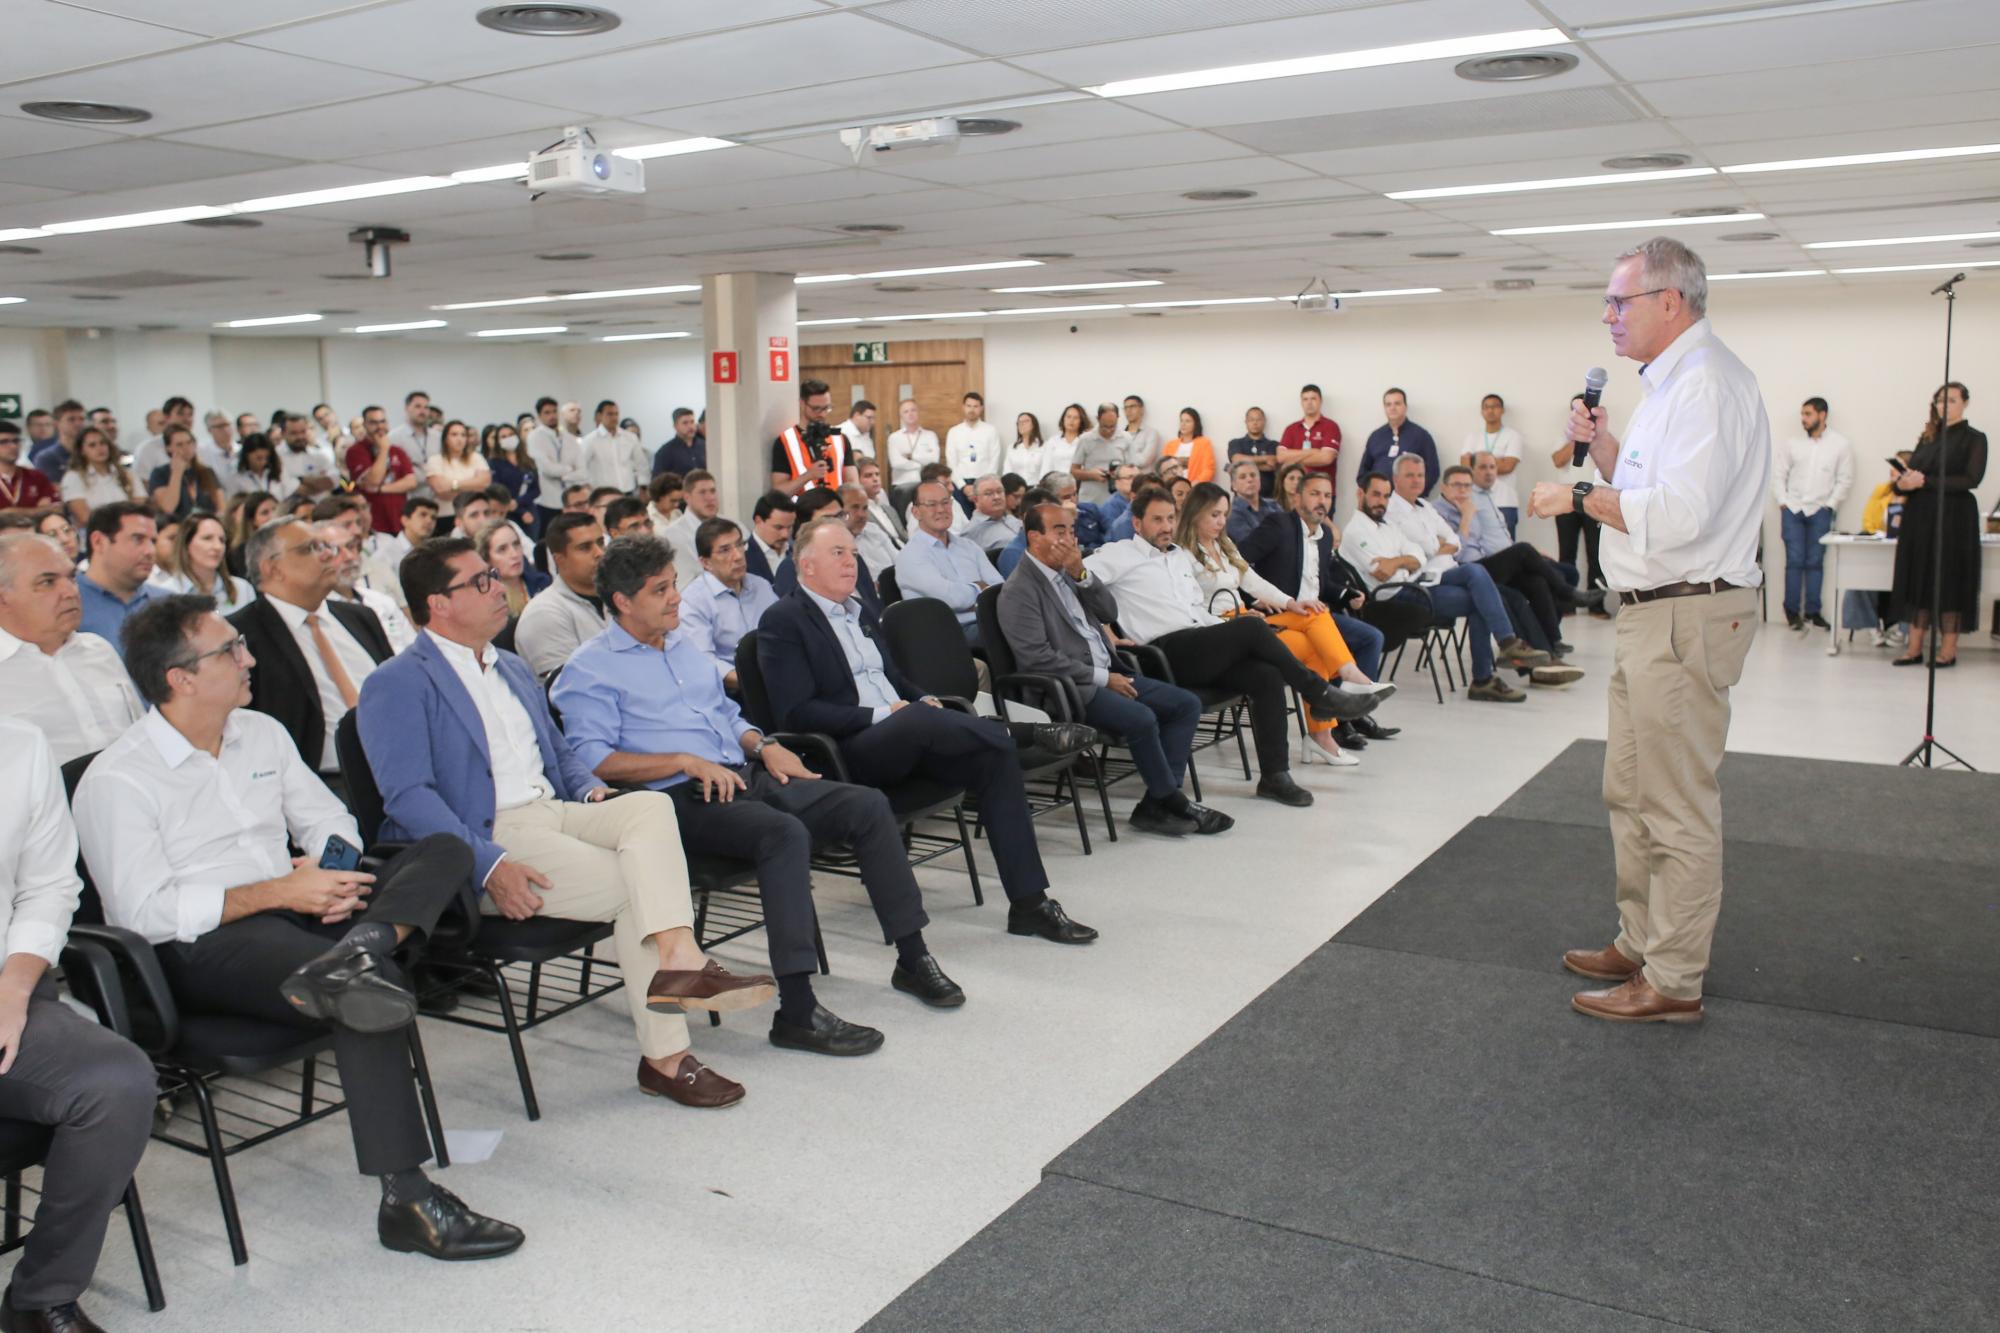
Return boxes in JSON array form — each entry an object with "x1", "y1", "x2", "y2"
[
  {"x1": 1044, "y1": 403, "x2": 1089, "y2": 481},
  {"x1": 1891, "y1": 380, "x2": 1987, "y2": 666},
  {"x1": 1006, "y1": 411, "x2": 1045, "y2": 480},
  {"x1": 425, "y1": 418, "x2": 492, "y2": 534},
  {"x1": 58, "y1": 425, "x2": 142, "y2": 525},
  {"x1": 229, "y1": 432, "x2": 286, "y2": 498},
  {"x1": 1159, "y1": 407, "x2": 1217, "y2": 483},
  {"x1": 486, "y1": 418, "x2": 542, "y2": 538}
]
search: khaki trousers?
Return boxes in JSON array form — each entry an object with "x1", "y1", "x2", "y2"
[
  {"x1": 1602, "y1": 587, "x2": 1758, "y2": 1000},
  {"x1": 491, "y1": 792, "x2": 694, "y2": 1059}
]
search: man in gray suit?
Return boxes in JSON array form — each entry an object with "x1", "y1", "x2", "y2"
[{"x1": 997, "y1": 503, "x2": 1229, "y2": 837}]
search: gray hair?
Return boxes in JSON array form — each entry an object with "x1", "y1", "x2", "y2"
[
  {"x1": 242, "y1": 515, "x2": 304, "y2": 589},
  {"x1": 793, "y1": 515, "x2": 850, "y2": 560},
  {"x1": 0, "y1": 531, "x2": 62, "y2": 589},
  {"x1": 595, "y1": 534, "x2": 675, "y2": 608},
  {"x1": 1393, "y1": 453, "x2": 1425, "y2": 474},
  {"x1": 1038, "y1": 470, "x2": 1077, "y2": 496},
  {"x1": 1616, "y1": 234, "x2": 1707, "y2": 318}
]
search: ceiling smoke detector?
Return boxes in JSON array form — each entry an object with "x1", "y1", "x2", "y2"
[
  {"x1": 838, "y1": 223, "x2": 904, "y2": 234},
  {"x1": 22, "y1": 100, "x2": 151, "y2": 125},
  {"x1": 1672, "y1": 206, "x2": 1745, "y2": 218},
  {"x1": 184, "y1": 216, "x2": 263, "y2": 229},
  {"x1": 1182, "y1": 188, "x2": 1257, "y2": 202},
  {"x1": 475, "y1": 5, "x2": 621, "y2": 36},
  {"x1": 1720, "y1": 231, "x2": 1779, "y2": 242},
  {"x1": 1602, "y1": 153, "x2": 1693, "y2": 171},
  {"x1": 1455, "y1": 51, "x2": 1578, "y2": 83},
  {"x1": 1333, "y1": 229, "x2": 1390, "y2": 239}
]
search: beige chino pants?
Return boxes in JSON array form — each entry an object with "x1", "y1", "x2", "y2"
[
  {"x1": 1602, "y1": 587, "x2": 1758, "y2": 1000},
  {"x1": 490, "y1": 791, "x2": 695, "y2": 1058}
]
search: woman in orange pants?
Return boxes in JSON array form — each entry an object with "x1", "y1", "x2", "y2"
[{"x1": 1175, "y1": 482, "x2": 1394, "y2": 764}]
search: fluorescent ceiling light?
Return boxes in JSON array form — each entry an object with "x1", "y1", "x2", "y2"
[
  {"x1": 871, "y1": 310, "x2": 989, "y2": 322},
  {"x1": 989, "y1": 303, "x2": 1129, "y2": 315},
  {"x1": 45, "y1": 205, "x2": 232, "y2": 234},
  {"x1": 433, "y1": 296, "x2": 557, "y2": 310},
  {"x1": 990, "y1": 280, "x2": 1163, "y2": 293},
  {"x1": 1087, "y1": 28, "x2": 1568, "y2": 99},
  {"x1": 1722, "y1": 143, "x2": 2000, "y2": 174},
  {"x1": 0, "y1": 229, "x2": 47, "y2": 242},
  {"x1": 229, "y1": 176, "x2": 455, "y2": 214},
  {"x1": 1491, "y1": 212, "x2": 1762, "y2": 236},
  {"x1": 350, "y1": 319, "x2": 448, "y2": 333},
  {"x1": 560, "y1": 284, "x2": 701, "y2": 302},
  {"x1": 216, "y1": 313, "x2": 322, "y2": 328},
  {"x1": 796, "y1": 260, "x2": 1041, "y2": 285},
  {"x1": 798, "y1": 317, "x2": 864, "y2": 327},
  {"x1": 1829, "y1": 260, "x2": 2000, "y2": 275},
  {"x1": 1126, "y1": 296, "x2": 1280, "y2": 308},
  {"x1": 1707, "y1": 270, "x2": 1826, "y2": 281},
  {"x1": 613, "y1": 136, "x2": 735, "y2": 161},
  {"x1": 1805, "y1": 230, "x2": 2000, "y2": 250},
  {"x1": 600, "y1": 331, "x2": 693, "y2": 342},
  {"x1": 451, "y1": 162, "x2": 530, "y2": 183},
  {"x1": 1386, "y1": 167, "x2": 1714, "y2": 200},
  {"x1": 0, "y1": 297, "x2": 25, "y2": 306},
  {"x1": 474, "y1": 326, "x2": 568, "y2": 337},
  {"x1": 1296, "y1": 287, "x2": 1443, "y2": 298}
]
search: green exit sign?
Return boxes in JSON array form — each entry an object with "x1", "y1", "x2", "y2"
[
  {"x1": 852, "y1": 341, "x2": 888, "y2": 363},
  {"x1": 0, "y1": 394, "x2": 18, "y2": 418}
]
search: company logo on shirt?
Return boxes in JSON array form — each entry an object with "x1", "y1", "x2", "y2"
[
  {"x1": 1624, "y1": 450, "x2": 1644, "y2": 470},
  {"x1": 251, "y1": 769, "x2": 277, "y2": 780}
]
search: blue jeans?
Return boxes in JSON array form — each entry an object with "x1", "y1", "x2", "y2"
[
  {"x1": 1331, "y1": 612, "x2": 1385, "y2": 679},
  {"x1": 1082, "y1": 674, "x2": 1202, "y2": 800},
  {"x1": 1780, "y1": 507, "x2": 1835, "y2": 615},
  {"x1": 1395, "y1": 566, "x2": 1513, "y2": 681}
]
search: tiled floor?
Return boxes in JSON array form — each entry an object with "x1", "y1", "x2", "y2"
[{"x1": 59, "y1": 614, "x2": 1998, "y2": 1331}]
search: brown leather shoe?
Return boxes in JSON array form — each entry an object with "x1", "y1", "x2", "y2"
[
  {"x1": 1571, "y1": 974, "x2": 1703, "y2": 1024},
  {"x1": 637, "y1": 1055, "x2": 745, "y2": 1108},
  {"x1": 646, "y1": 960, "x2": 777, "y2": 1014},
  {"x1": 1562, "y1": 943, "x2": 1642, "y2": 982}
]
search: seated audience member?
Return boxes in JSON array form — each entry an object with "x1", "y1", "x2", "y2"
[
  {"x1": 149, "y1": 509, "x2": 248, "y2": 612},
  {"x1": 1002, "y1": 471, "x2": 1029, "y2": 514},
  {"x1": 324, "y1": 521, "x2": 416, "y2": 654},
  {"x1": 1084, "y1": 490, "x2": 1374, "y2": 805},
  {"x1": 679, "y1": 518, "x2": 778, "y2": 687},
  {"x1": 231, "y1": 517, "x2": 392, "y2": 777},
  {"x1": 1226, "y1": 458, "x2": 1282, "y2": 543},
  {"x1": 917, "y1": 461, "x2": 973, "y2": 527},
  {"x1": 224, "y1": 491, "x2": 279, "y2": 577},
  {"x1": 0, "y1": 718, "x2": 157, "y2": 1332},
  {"x1": 1097, "y1": 464, "x2": 1140, "y2": 530},
  {"x1": 1341, "y1": 473, "x2": 1545, "y2": 703},
  {"x1": 647, "y1": 472, "x2": 683, "y2": 537},
  {"x1": 1181, "y1": 483, "x2": 1394, "y2": 765},
  {"x1": 76, "y1": 596, "x2": 522, "y2": 1261},
  {"x1": 59, "y1": 426, "x2": 141, "y2": 527},
  {"x1": 602, "y1": 495, "x2": 651, "y2": 540},
  {"x1": 0, "y1": 419, "x2": 62, "y2": 513},
  {"x1": 478, "y1": 517, "x2": 548, "y2": 619},
  {"x1": 76, "y1": 502, "x2": 158, "y2": 652},
  {"x1": 364, "y1": 540, "x2": 774, "y2": 1103},
  {"x1": 558, "y1": 537, "x2": 964, "y2": 1053},
  {"x1": 664, "y1": 468, "x2": 722, "y2": 585},
  {"x1": 1227, "y1": 406, "x2": 1281, "y2": 499},
  {"x1": 317, "y1": 493, "x2": 408, "y2": 611},
  {"x1": 894, "y1": 480, "x2": 1002, "y2": 644},
  {"x1": 0, "y1": 532, "x2": 143, "y2": 764},
  {"x1": 561, "y1": 483, "x2": 591, "y2": 514},
  {"x1": 855, "y1": 457, "x2": 907, "y2": 555},
  {"x1": 745, "y1": 491, "x2": 796, "y2": 582},
  {"x1": 1274, "y1": 460, "x2": 1306, "y2": 515},
  {"x1": 845, "y1": 483, "x2": 898, "y2": 571},
  {"x1": 963, "y1": 475, "x2": 1022, "y2": 555},
  {"x1": 514, "y1": 512, "x2": 606, "y2": 677},
  {"x1": 366, "y1": 494, "x2": 437, "y2": 582},
  {"x1": 757, "y1": 519, "x2": 1099, "y2": 944},
  {"x1": 774, "y1": 498, "x2": 885, "y2": 618},
  {"x1": 1043, "y1": 472, "x2": 1106, "y2": 547},
  {"x1": 32, "y1": 509, "x2": 77, "y2": 568},
  {"x1": 149, "y1": 513, "x2": 181, "y2": 572},
  {"x1": 230, "y1": 433, "x2": 286, "y2": 500},
  {"x1": 146, "y1": 426, "x2": 225, "y2": 520},
  {"x1": 999, "y1": 503, "x2": 1225, "y2": 837}
]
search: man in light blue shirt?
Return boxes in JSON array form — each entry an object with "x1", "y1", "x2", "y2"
[
  {"x1": 1432, "y1": 461, "x2": 1601, "y2": 655},
  {"x1": 675, "y1": 516, "x2": 777, "y2": 688},
  {"x1": 893, "y1": 480, "x2": 1001, "y2": 644},
  {"x1": 554, "y1": 535, "x2": 961, "y2": 1051},
  {"x1": 961, "y1": 476, "x2": 1022, "y2": 556},
  {"x1": 76, "y1": 503, "x2": 159, "y2": 655}
]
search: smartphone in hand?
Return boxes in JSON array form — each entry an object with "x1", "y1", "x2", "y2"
[{"x1": 319, "y1": 834, "x2": 362, "y2": 872}]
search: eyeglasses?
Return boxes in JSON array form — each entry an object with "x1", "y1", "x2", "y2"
[
  {"x1": 443, "y1": 569, "x2": 500, "y2": 596},
  {"x1": 283, "y1": 539, "x2": 341, "y2": 559},
  {"x1": 173, "y1": 635, "x2": 248, "y2": 671},
  {"x1": 803, "y1": 401, "x2": 832, "y2": 415},
  {"x1": 911, "y1": 499, "x2": 953, "y2": 510},
  {"x1": 1602, "y1": 288, "x2": 1668, "y2": 316}
]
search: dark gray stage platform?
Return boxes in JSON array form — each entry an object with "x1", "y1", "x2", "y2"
[{"x1": 866, "y1": 745, "x2": 2000, "y2": 1333}]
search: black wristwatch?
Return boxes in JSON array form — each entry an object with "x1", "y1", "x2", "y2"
[{"x1": 1572, "y1": 481, "x2": 1595, "y2": 511}]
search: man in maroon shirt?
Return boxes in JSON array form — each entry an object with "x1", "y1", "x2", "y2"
[
  {"x1": 0, "y1": 420, "x2": 60, "y2": 512},
  {"x1": 344, "y1": 404, "x2": 417, "y2": 534},
  {"x1": 1278, "y1": 383, "x2": 1342, "y2": 485}
]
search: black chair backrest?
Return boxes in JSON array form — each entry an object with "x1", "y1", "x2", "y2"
[
  {"x1": 543, "y1": 668, "x2": 563, "y2": 729},
  {"x1": 57, "y1": 751, "x2": 107, "y2": 925},
  {"x1": 975, "y1": 585, "x2": 1015, "y2": 677},
  {"x1": 876, "y1": 566, "x2": 902, "y2": 605},
  {"x1": 493, "y1": 615, "x2": 518, "y2": 655},
  {"x1": 733, "y1": 631, "x2": 777, "y2": 732},
  {"x1": 333, "y1": 712, "x2": 388, "y2": 847},
  {"x1": 881, "y1": 597, "x2": 979, "y2": 700}
]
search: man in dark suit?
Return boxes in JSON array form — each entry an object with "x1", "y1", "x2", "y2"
[
  {"x1": 755, "y1": 517, "x2": 1099, "y2": 945},
  {"x1": 743, "y1": 491, "x2": 794, "y2": 583},
  {"x1": 772, "y1": 486, "x2": 885, "y2": 616},
  {"x1": 231, "y1": 516, "x2": 393, "y2": 778}
]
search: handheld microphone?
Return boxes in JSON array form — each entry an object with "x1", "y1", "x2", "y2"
[{"x1": 1572, "y1": 366, "x2": 1608, "y2": 466}]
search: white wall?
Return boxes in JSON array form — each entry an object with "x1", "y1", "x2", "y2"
[
  {"x1": 554, "y1": 341, "x2": 705, "y2": 446},
  {"x1": 212, "y1": 336, "x2": 324, "y2": 422}
]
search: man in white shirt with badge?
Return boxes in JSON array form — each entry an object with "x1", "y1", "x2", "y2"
[
  {"x1": 579, "y1": 399, "x2": 649, "y2": 496},
  {"x1": 0, "y1": 532, "x2": 144, "y2": 766},
  {"x1": 1461, "y1": 393, "x2": 1525, "y2": 536},
  {"x1": 1531, "y1": 236, "x2": 1768, "y2": 1026},
  {"x1": 884, "y1": 399, "x2": 939, "y2": 488},
  {"x1": 387, "y1": 390, "x2": 440, "y2": 500},
  {"x1": 526, "y1": 396, "x2": 584, "y2": 532},
  {"x1": 944, "y1": 392, "x2": 1003, "y2": 501},
  {"x1": 1771, "y1": 395, "x2": 1854, "y2": 631}
]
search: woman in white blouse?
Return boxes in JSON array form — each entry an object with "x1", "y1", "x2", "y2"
[
  {"x1": 228, "y1": 433, "x2": 287, "y2": 498},
  {"x1": 1175, "y1": 481, "x2": 1390, "y2": 764},
  {"x1": 149, "y1": 510, "x2": 247, "y2": 611},
  {"x1": 58, "y1": 426, "x2": 142, "y2": 525},
  {"x1": 424, "y1": 418, "x2": 492, "y2": 531},
  {"x1": 1042, "y1": 403, "x2": 1089, "y2": 485},
  {"x1": 1005, "y1": 411, "x2": 1046, "y2": 481}
]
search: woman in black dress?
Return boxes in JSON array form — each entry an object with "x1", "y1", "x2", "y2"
[{"x1": 1892, "y1": 381, "x2": 1987, "y2": 666}]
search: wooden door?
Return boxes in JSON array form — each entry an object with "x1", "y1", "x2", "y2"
[{"x1": 802, "y1": 338, "x2": 985, "y2": 455}]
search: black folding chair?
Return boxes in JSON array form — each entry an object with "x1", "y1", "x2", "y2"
[
  {"x1": 734, "y1": 632, "x2": 984, "y2": 903},
  {"x1": 59, "y1": 752, "x2": 446, "y2": 1267},
  {"x1": 876, "y1": 566, "x2": 903, "y2": 605},
  {"x1": 881, "y1": 596, "x2": 1096, "y2": 851}
]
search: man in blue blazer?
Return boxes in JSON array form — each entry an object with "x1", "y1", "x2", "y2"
[
  {"x1": 754, "y1": 516, "x2": 1100, "y2": 946},
  {"x1": 358, "y1": 536, "x2": 777, "y2": 1110}
]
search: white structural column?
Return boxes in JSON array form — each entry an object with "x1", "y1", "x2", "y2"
[{"x1": 702, "y1": 271, "x2": 798, "y2": 522}]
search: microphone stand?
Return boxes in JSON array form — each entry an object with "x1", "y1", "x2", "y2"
[{"x1": 1899, "y1": 272, "x2": 1975, "y2": 770}]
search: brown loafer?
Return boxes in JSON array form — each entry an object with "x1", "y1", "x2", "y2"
[
  {"x1": 637, "y1": 1055, "x2": 744, "y2": 1108},
  {"x1": 1571, "y1": 974, "x2": 1703, "y2": 1024},
  {"x1": 1562, "y1": 943, "x2": 1642, "y2": 982},
  {"x1": 646, "y1": 960, "x2": 777, "y2": 1014}
]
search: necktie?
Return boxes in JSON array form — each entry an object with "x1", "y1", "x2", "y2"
[{"x1": 306, "y1": 612, "x2": 361, "y2": 709}]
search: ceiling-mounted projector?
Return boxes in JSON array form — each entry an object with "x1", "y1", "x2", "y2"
[
  {"x1": 840, "y1": 117, "x2": 962, "y2": 161},
  {"x1": 527, "y1": 126, "x2": 645, "y2": 196},
  {"x1": 1293, "y1": 277, "x2": 1342, "y2": 314}
]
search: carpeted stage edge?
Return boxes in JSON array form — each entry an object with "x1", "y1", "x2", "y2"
[{"x1": 863, "y1": 743, "x2": 2000, "y2": 1333}]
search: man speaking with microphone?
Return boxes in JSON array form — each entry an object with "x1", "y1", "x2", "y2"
[{"x1": 1528, "y1": 236, "x2": 1769, "y2": 1025}]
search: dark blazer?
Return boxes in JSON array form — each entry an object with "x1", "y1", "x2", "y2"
[
  {"x1": 1237, "y1": 511, "x2": 1344, "y2": 603},
  {"x1": 773, "y1": 549, "x2": 883, "y2": 618},
  {"x1": 755, "y1": 587, "x2": 923, "y2": 739},
  {"x1": 230, "y1": 594, "x2": 392, "y2": 768},
  {"x1": 995, "y1": 555, "x2": 1121, "y2": 704},
  {"x1": 744, "y1": 538, "x2": 775, "y2": 583}
]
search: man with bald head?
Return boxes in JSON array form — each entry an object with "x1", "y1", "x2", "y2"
[{"x1": 0, "y1": 531, "x2": 143, "y2": 764}]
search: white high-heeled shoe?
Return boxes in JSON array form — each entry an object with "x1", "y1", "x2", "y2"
[{"x1": 1309, "y1": 734, "x2": 1360, "y2": 767}]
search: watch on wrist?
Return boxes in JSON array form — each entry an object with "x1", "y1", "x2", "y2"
[
  {"x1": 748, "y1": 736, "x2": 769, "y2": 760},
  {"x1": 1572, "y1": 481, "x2": 1595, "y2": 511}
]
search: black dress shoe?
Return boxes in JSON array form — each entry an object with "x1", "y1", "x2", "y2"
[
  {"x1": 1305, "y1": 685, "x2": 1375, "y2": 722},
  {"x1": 1351, "y1": 714, "x2": 1399, "y2": 740},
  {"x1": 1129, "y1": 798, "x2": 1197, "y2": 837},
  {"x1": 379, "y1": 1186, "x2": 525, "y2": 1261},
  {"x1": 892, "y1": 955, "x2": 966, "y2": 1007},
  {"x1": 1178, "y1": 800, "x2": 1235, "y2": 835},
  {"x1": 1333, "y1": 721, "x2": 1367, "y2": 751},
  {"x1": 1006, "y1": 897, "x2": 1098, "y2": 944},
  {"x1": 0, "y1": 1288, "x2": 104, "y2": 1333},
  {"x1": 1567, "y1": 586, "x2": 1608, "y2": 610},
  {"x1": 1256, "y1": 772, "x2": 1315, "y2": 807},
  {"x1": 281, "y1": 938, "x2": 416, "y2": 1034},
  {"x1": 769, "y1": 1003, "x2": 886, "y2": 1056}
]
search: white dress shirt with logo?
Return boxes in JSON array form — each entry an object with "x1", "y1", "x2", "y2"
[
  {"x1": 0, "y1": 720, "x2": 83, "y2": 966},
  {"x1": 1082, "y1": 536, "x2": 1215, "y2": 643}
]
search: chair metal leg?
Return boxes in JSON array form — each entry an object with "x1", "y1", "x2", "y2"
[
  {"x1": 1065, "y1": 771, "x2": 1092, "y2": 854},
  {"x1": 577, "y1": 942, "x2": 595, "y2": 997},
  {"x1": 1231, "y1": 704, "x2": 1251, "y2": 779},
  {"x1": 407, "y1": 1026, "x2": 449, "y2": 1168},
  {"x1": 122, "y1": 1182, "x2": 167, "y2": 1311},
  {"x1": 485, "y1": 963, "x2": 541, "y2": 1121},
  {"x1": 4, "y1": 1172, "x2": 19, "y2": 1245},
  {"x1": 183, "y1": 1074, "x2": 248, "y2": 1265},
  {"x1": 1090, "y1": 751, "x2": 1118, "y2": 841},
  {"x1": 951, "y1": 806, "x2": 983, "y2": 906},
  {"x1": 524, "y1": 961, "x2": 544, "y2": 1024},
  {"x1": 299, "y1": 1053, "x2": 316, "y2": 1117},
  {"x1": 813, "y1": 915, "x2": 830, "y2": 976}
]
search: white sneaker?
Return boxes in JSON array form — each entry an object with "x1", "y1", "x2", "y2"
[
  {"x1": 1310, "y1": 735, "x2": 1361, "y2": 766},
  {"x1": 1869, "y1": 628, "x2": 1890, "y2": 648}
]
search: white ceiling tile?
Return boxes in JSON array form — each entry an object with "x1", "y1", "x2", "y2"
[
  {"x1": 1585, "y1": 0, "x2": 2000, "y2": 83},
  {"x1": 0, "y1": 116, "x2": 127, "y2": 160},
  {"x1": 43, "y1": 1, "x2": 399, "y2": 39},
  {"x1": 160, "y1": 86, "x2": 585, "y2": 159},
  {"x1": 1281, "y1": 123, "x2": 1687, "y2": 179},
  {"x1": 0, "y1": 139, "x2": 295, "y2": 194},
  {"x1": 0, "y1": 2, "x2": 203, "y2": 80},
  {"x1": 627, "y1": 61, "x2": 1061, "y2": 138},
  {"x1": 757, "y1": 98, "x2": 1181, "y2": 169},
  {"x1": 1637, "y1": 44, "x2": 2000, "y2": 120},
  {"x1": 863, "y1": 0, "x2": 1377, "y2": 57},
  {"x1": 860, "y1": 129, "x2": 1257, "y2": 187}
]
